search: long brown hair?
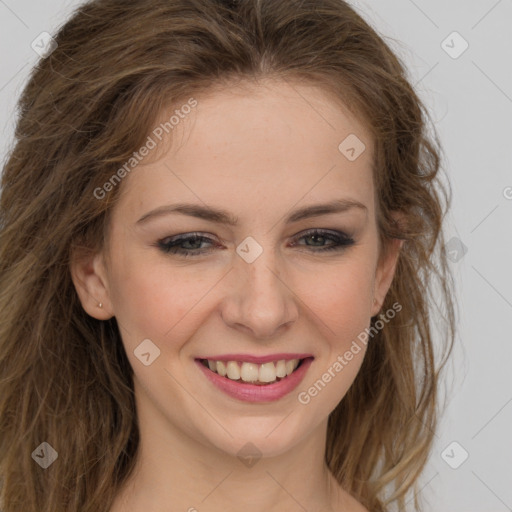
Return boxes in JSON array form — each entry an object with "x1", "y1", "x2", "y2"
[{"x1": 0, "y1": 1, "x2": 455, "y2": 510}]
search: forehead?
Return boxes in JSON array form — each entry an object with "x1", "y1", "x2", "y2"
[
  {"x1": 114, "y1": 78, "x2": 375, "y2": 224},
  {"x1": 170, "y1": 78, "x2": 372, "y2": 158}
]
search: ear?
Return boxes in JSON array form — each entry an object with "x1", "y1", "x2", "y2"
[
  {"x1": 70, "y1": 247, "x2": 114, "y2": 320},
  {"x1": 371, "y1": 213, "x2": 405, "y2": 316}
]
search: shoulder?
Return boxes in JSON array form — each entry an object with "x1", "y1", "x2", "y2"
[
  {"x1": 349, "y1": 500, "x2": 369, "y2": 512},
  {"x1": 342, "y1": 499, "x2": 369, "y2": 512},
  {"x1": 337, "y1": 490, "x2": 370, "y2": 512},
  {"x1": 329, "y1": 474, "x2": 370, "y2": 512}
]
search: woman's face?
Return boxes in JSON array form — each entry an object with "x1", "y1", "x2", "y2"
[{"x1": 73, "y1": 79, "x2": 401, "y2": 458}]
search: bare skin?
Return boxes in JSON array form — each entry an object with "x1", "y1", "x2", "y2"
[{"x1": 72, "y1": 78, "x2": 400, "y2": 512}]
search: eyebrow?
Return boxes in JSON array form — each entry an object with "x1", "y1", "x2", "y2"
[{"x1": 136, "y1": 198, "x2": 367, "y2": 226}]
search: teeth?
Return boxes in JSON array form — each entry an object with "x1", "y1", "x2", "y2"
[
  {"x1": 205, "y1": 358, "x2": 302, "y2": 384},
  {"x1": 275, "y1": 360, "x2": 287, "y2": 378},
  {"x1": 240, "y1": 362, "x2": 259, "y2": 382},
  {"x1": 286, "y1": 360, "x2": 297, "y2": 376},
  {"x1": 216, "y1": 360, "x2": 227, "y2": 377},
  {"x1": 226, "y1": 361, "x2": 240, "y2": 380},
  {"x1": 259, "y1": 362, "x2": 277, "y2": 383}
]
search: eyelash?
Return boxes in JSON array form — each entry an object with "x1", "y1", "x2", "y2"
[{"x1": 155, "y1": 229, "x2": 355, "y2": 258}]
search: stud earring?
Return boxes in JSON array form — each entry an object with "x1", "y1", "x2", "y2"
[{"x1": 98, "y1": 303, "x2": 103, "y2": 308}]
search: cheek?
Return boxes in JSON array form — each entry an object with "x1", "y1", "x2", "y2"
[
  {"x1": 108, "y1": 252, "x2": 209, "y2": 344},
  {"x1": 302, "y1": 256, "x2": 376, "y2": 338},
  {"x1": 298, "y1": 264, "x2": 374, "y2": 406}
]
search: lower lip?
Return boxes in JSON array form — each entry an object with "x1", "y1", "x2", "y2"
[{"x1": 195, "y1": 358, "x2": 314, "y2": 403}]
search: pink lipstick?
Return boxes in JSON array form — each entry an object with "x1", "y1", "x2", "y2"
[{"x1": 195, "y1": 356, "x2": 314, "y2": 402}]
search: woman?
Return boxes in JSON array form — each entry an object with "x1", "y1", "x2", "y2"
[{"x1": 0, "y1": 0, "x2": 456, "y2": 511}]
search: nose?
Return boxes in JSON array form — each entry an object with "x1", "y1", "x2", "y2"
[{"x1": 220, "y1": 248, "x2": 299, "y2": 340}]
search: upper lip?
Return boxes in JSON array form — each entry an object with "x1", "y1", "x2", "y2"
[{"x1": 196, "y1": 353, "x2": 314, "y2": 364}]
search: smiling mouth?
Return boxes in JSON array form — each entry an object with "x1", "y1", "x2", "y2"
[{"x1": 199, "y1": 358, "x2": 308, "y2": 386}]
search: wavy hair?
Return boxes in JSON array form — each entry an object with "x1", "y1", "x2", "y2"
[{"x1": 0, "y1": 0, "x2": 455, "y2": 510}]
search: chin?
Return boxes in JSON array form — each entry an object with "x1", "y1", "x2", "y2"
[{"x1": 195, "y1": 413, "x2": 316, "y2": 461}]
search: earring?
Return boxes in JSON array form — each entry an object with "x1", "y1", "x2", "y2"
[{"x1": 98, "y1": 303, "x2": 103, "y2": 308}]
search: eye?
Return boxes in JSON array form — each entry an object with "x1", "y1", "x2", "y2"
[
  {"x1": 155, "y1": 229, "x2": 355, "y2": 258},
  {"x1": 156, "y1": 232, "x2": 218, "y2": 257},
  {"x1": 290, "y1": 229, "x2": 355, "y2": 252}
]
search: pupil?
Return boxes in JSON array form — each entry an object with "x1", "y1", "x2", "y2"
[{"x1": 310, "y1": 234, "x2": 323, "y2": 246}]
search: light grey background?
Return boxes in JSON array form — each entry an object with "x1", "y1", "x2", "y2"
[{"x1": 1, "y1": 1, "x2": 511, "y2": 511}]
